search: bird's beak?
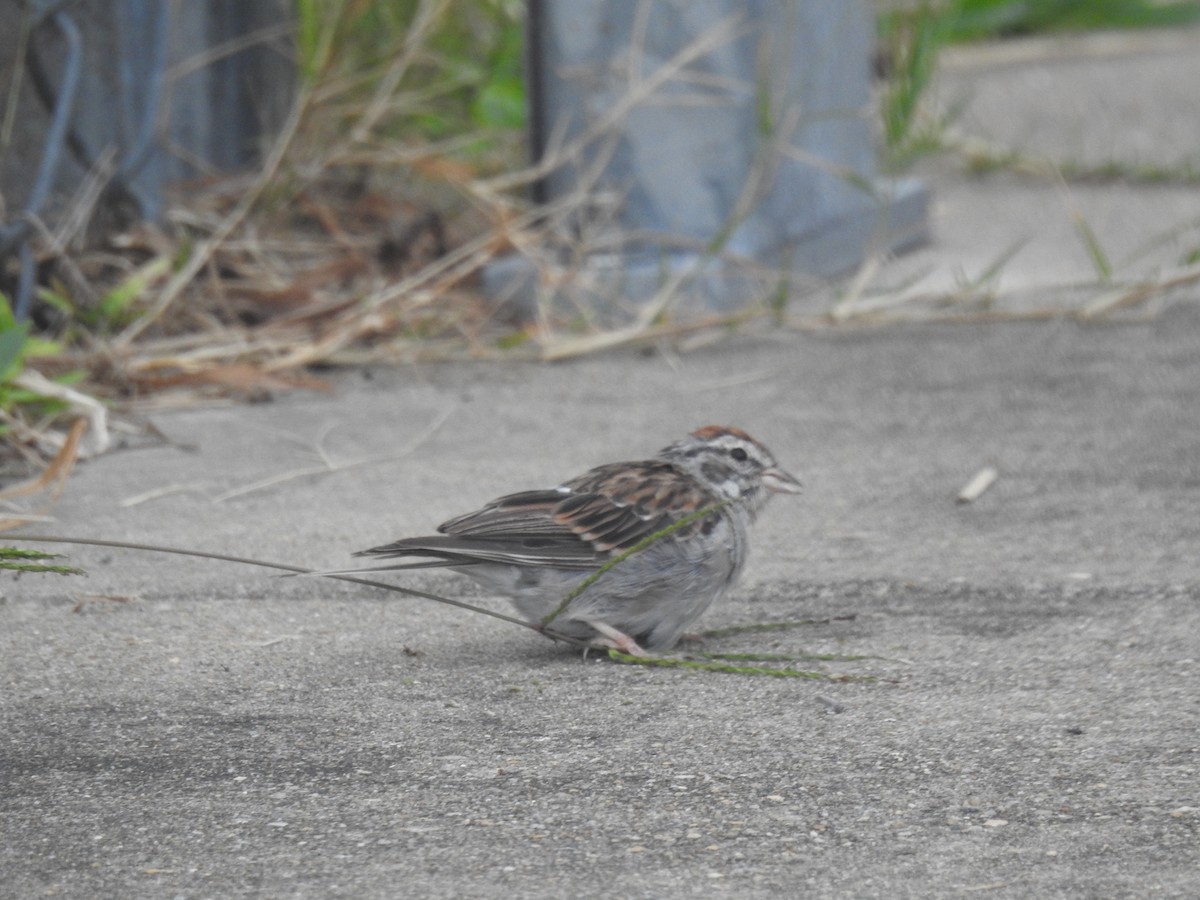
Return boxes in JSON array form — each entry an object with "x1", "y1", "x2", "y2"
[{"x1": 763, "y1": 467, "x2": 802, "y2": 494}]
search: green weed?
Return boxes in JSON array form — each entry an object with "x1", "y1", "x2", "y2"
[
  {"x1": 0, "y1": 547, "x2": 85, "y2": 576},
  {"x1": 877, "y1": 0, "x2": 1200, "y2": 160},
  {"x1": 0, "y1": 294, "x2": 79, "y2": 429},
  {"x1": 293, "y1": 0, "x2": 525, "y2": 142}
]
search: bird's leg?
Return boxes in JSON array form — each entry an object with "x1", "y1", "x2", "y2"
[
  {"x1": 532, "y1": 619, "x2": 647, "y2": 658},
  {"x1": 583, "y1": 619, "x2": 648, "y2": 657}
]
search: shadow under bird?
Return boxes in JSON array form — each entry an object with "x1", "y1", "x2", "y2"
[{"x1": 320, "y1": 426, "x2": 801, "y2": 655}]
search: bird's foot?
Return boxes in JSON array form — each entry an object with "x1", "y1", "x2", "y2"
[{"x1": 583, "y1": 619, "x2": 647, "y2": 658}]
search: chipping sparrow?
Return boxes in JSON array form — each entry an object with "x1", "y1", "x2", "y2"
[{"x1": 344, "y1": 426, "x2": 800, "y2": 655}]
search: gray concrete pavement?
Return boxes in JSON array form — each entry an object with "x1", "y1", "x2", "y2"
[{"x1": 3, "y1": 31, "x2": 1200, "y2": 900}]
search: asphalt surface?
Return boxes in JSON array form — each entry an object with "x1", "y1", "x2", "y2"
[{"x1": 3, "y1": 31, "x2": 1199, "y2": 900}]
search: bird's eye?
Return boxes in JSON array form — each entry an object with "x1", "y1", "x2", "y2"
[{"x1": 729, "y1": 447, "x2": 748, "y2": 462}]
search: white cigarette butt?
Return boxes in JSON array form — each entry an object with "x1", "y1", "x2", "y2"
[{"x1": 957, "y1": 466, "x2": 999, "y2": 503}]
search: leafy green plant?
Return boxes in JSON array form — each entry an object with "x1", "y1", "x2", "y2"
[
  {"x1": 0, "y1": 293, "x2": 74, "y2": 428},
  {"x1": 36, "y1": 257, "x2": 171, "y2": 335},
  {"x1": 293, "y1": 0, "x2": 525, "y2": 142},
  {"x1": 879, "y1": 1, "x2": 953, "y2": 160}
]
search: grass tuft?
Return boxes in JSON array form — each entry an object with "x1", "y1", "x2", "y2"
[{"x1": 0, "y1": 546, "x2": 85, "y2": 576}]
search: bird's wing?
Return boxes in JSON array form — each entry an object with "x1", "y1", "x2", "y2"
[{"x1": 354, "y1": 460, "x2": 717, "y2": 569}]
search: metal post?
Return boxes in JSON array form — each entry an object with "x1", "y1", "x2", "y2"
[{"x1": 486, "y1": 0, "x2": 928, "y2": 321}]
